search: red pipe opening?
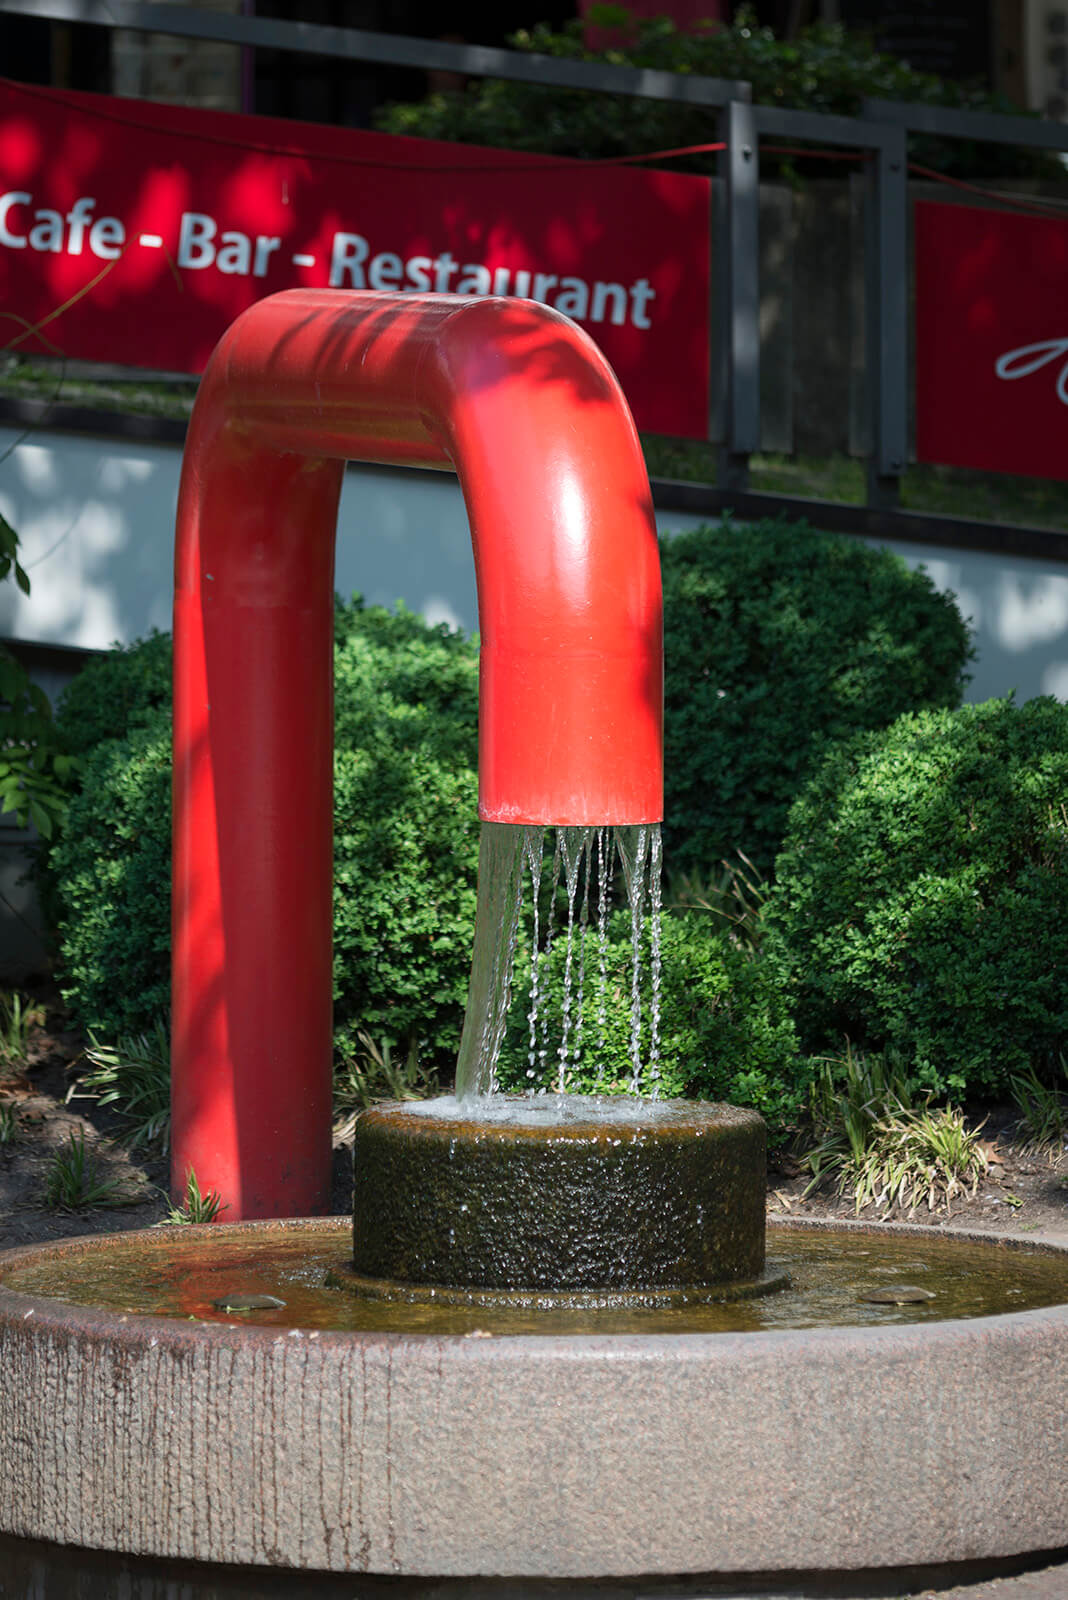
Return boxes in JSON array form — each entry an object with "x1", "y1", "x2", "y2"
[{"x1": 172, "y1": 290, "x2": 663, "y2": 1219}]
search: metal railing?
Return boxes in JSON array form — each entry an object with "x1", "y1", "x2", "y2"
[{"x1": 4, "y1": 0, "x2": 1068, "y2": 536}]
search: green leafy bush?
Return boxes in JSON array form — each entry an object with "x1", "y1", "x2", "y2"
[
  {"x1": 496, "y1": 908, "x2": 807, "y2": 1137},
  {"x1": 43, "y1": 598, "x2": 482, "y2": 1078},
  {"x1": 661, "y1": 518, "x2": 972, "y2": 878},
  {"x1": 44, "y1": 714, "x2": 172, "y2": 1037},
  {"x1": 377, "y1": 12, "x2": 1056, "y2": 181},
  {"x1": 767, "y1": 697, "x2": 1068, "y2": 1099},
  {"x1": 54, "y1": 628, "x2": 172, "y2": 756}
]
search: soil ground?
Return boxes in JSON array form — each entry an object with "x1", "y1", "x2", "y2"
[{"x1": 1, "y1": 982, "x2": 1067, "y2": 1600}]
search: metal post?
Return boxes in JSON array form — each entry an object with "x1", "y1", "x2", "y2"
[
  {"x1": 717, "y1": 99, "x2": 760, "y2": 493},
  {"x1": 864, "y1": 124, "x2": 908, "y2": 509}
]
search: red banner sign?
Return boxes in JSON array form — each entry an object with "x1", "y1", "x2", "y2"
[
  {"x1": 915, "y1": 198, "x2": 1068, "y2": 481},
  {"x1": 0, "y1": 81, "x2": 711, "y2": 438}
]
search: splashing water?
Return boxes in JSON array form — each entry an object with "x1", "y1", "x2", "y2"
[
  {"x1": 455, "y1": 821, "x2": 663, "y2": 1101},
  {"x1": 555, "y1": 828, "x2": 589, "y2": 1094},
  {"x1": 616, "y1": 826, "x2": 650, "y2": 1096}
]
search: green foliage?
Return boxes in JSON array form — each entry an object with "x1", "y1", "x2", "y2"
[
  {"x1": 46, "y1": 713, "x2": 173, "y2": 1040},
  {"x1": 162, "y1": 1168, "x2": 226, "y2": 1224},
  {"x1": 333, "y1": 1029, "x2": 439, "y2": 1141},
  {"x1": 661, "y1": 518, "x2": 971, "y2": 878},
  {"x1": 329, "y1": 598, "x2": 479, "y2": 1071},
  {"x1": 0, "y1": 1102, "x2": 19, "y2": 1143},
  {"x1": 666, "y1": 849, "x2": 767, "y2": 954},
  {"x1": 769, "y1": 698, "x2": 1068, "y2": 1099},
  {"x1": 0, "y1": 510, "x2": 31, "y2": 599},
  {"x1": 496, "y1": 908, "x2": 808, "y2": 1137},
  {"x1": 41, "y1": 598, "x2": 481, "y2": 1081},
  {"x1": 0, "y1": 988, "x2": 45, "y2": 1065},
  {"x1": 54, "y1": 628, "x2": 172, "y2": 757},
  {"x1": 376, "y1": 11, "x2": 1056, "y2": 180},
  {"x1": 43, "y1": 1128, "x2": 130, "y2": 1211},
  {"x1": 838, "y1": 1106, "x2": 985, "y2": 1216},
  {"x1": 804, "y1": 1042, "x2": 988, "y2": 1214},
  {"x1": 1012, "y1": 1058, "x2": 1068, "y2": 1149},
  {"x1": 804, "y1": 1039, "x2": 913, "y2": 1190},
  {"x1": 70, "y1": 1019, "x2": 171, "y2": 1151}
]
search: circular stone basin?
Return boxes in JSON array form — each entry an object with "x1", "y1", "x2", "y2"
[
  {"x1": 1, "y1": 1217, "x2": 1067, "y2": 1578},
  {"x1": 349, "y1": 1095, "x2": 767, "y2": 1304}
]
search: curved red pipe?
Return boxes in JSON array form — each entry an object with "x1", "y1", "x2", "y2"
[{"x1": 172, "y1": 290, "x2": 663, "y2": 1218}]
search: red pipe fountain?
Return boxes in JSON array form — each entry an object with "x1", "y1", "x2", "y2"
[
  {"x1": 3, "y1": 293, "x2": 1063, "y2": 1596},
  {"x1": 171, "y1": 289, "x2": 663, "y2": 1219}
]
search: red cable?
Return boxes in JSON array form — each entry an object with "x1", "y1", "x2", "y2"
[
  {"x1": 6, "y1": 73, "x2": 1063, "y2": 210},
  {"x1": 908, "y1": 161, "x2": 1068, "y2": 220},
  {"x1": 760, "y1": 143, "x2": 868, "y2": 162}
]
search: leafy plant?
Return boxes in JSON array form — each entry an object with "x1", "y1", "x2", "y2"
[
  {"x1": 667, "y1": 850, "x2": 768, "y2": 954},
  {"x1": 804, "y1": 1041, "x2": 913, "y2": 1191},
  {"x1": 661, "y1": 518, "x2": 971, "y2": 877},
  {"x1": 496, "y1": 907, "x2": 808, "y2": 1139},
  {"x1": 44, "y1": 716, "x2": 173, "y2": 1039},
  {"x1": 69, "y1": 1019, "x2": 171, "y2": 1151},
  {"x1": 376, "y1": 11, "x2": 1056, "y2": 181},
  {"x1": 333, "y1": 1029, "x2": 437, "y2": 1141},
  {"x1": 161, "y1": 1167, "x2": 226, "y2": 1224},
  {"x1": 40, "y1": 598, "x2": 482, "y2": 1081},
  {"x1": 53, "y1": 627, "x2": 172, "y2": 758},
  {"x1": 0, "y1": 988, "x2": 45, "y2": 1066},
  {"x1": 803, "y1": 1043, "x2": 986, "y2": 1213},
  {"x1": 43, "y1": 1128, "x2": 130, "y2": 1211},
  {"x1": 0, "y1": 1102, "x2": 19, "y2": 1143},
  {"x1": 848, "y1": 1106, "x2": 988, "y2": 1215},
  {"x1": 769, "y1": 697, "x2": 1068, "y2": 1100},
  {"x1": 1012, "y1": 1058, "x2": 1068, "y2": 1152}
]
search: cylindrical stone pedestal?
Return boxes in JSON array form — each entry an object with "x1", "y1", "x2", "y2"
[{"x1": 344, "y1": 1096, "x2": 770, "y2": 1307}]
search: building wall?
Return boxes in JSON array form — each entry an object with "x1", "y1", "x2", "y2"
[{"x1": 2, "y1": 425, "x2": 1067, "y2": 705}]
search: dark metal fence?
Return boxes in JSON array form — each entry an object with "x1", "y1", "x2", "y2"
[{"x1": 4, "y1": 0, "x2": 1068, "y2": 552}]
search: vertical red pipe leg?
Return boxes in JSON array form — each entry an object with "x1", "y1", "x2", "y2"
[{"x1": 172, "y1": 431, "x2": 342, "y2": 1218}]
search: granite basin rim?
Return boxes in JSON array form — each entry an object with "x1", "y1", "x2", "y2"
[{"x1": 0, "y1": 1216, "x2": 1066, "y2": 1578}]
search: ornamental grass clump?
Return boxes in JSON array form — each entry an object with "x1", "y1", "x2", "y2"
[
  {"x1": 43, "y1": 1128, "x2": 131, "y2": 1212},
  {"x1": 69, "y1": 1019, "x2": 171, "y2": 1151},
  {"x1": 161, "y1": 1168, "x2": 226, "y2": 1225},
  {"x1": 804, "y1": 1043, "x2": 988, "y2": 1215},
  {"x1": 842, "y1": 1104, "x2": 988, "y2": 1216},
  {"x1": 0, "y1": 989, "x2": 45, "y2": 1066},
  {"x1": 1012, "y1": 1057, "x2": 1068, "y2": 1157}
]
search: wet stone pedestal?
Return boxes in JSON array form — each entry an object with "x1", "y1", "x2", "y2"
[{"x1": 337, "y1": 1095, "x2": 779, "y2": 1308}]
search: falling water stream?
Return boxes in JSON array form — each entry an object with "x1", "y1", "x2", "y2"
[{"x1": 454, "y1": 821, "x2": 663, "y2": 1101}]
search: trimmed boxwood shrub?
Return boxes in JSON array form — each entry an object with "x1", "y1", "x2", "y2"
[
  {"x1": 661, "y1": 518, "x2": 973, "y2": 878},
  {"x1": 496, "y1": 908, "x2": 807, "y2": 1138},
  {"x1": 54, "y1": 628, "x2": 172, "y2": 756},
  {"x1": 766, "y1": 698, "x2": 1068, "y2": 1100},
  {"x1": 43, "y1": 598, "x2": 482, "y2": 1077},
  {"x1": 47, "y1": 714, "x2": 173, "y2": 1037}
]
